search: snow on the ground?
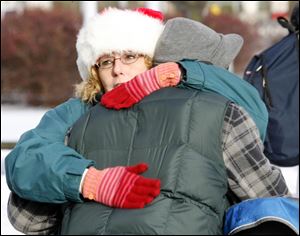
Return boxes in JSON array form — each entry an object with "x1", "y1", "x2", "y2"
[
  {"x1": 1, "y1": 105, "x2": 50, "y2": 142},
  {"x1": 279, "y1": 165, "x2": 299, "y2": 198}
]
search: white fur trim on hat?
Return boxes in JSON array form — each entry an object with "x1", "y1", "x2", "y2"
[{"x1": 76, "y1": 8, "x2": 164, "y2": 80}]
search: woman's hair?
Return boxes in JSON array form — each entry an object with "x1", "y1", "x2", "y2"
[{"x1": 74, "y1": 55, "x2": 153, "y2": 104}]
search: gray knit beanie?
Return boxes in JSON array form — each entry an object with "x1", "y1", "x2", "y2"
[{"x1": 154, "y1": 17, "x2": 244, "y2": 68}]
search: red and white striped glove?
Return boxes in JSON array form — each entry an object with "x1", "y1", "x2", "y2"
[
  {"x1": 82, "y1": 163, "x2": 160, "y2": 209},
  {"x1": 101, "y1": 62, "x2": 181, "y2": 110}
]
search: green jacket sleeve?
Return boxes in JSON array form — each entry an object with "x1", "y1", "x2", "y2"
[
  {"x1": 178, "y1": 59, "x2": 268, "y2": 141},
  {"x1": 5, "y1": 98, "x2": 95, "y2": 203}
]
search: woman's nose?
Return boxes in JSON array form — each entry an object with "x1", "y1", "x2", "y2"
[{"x1": 112, "y1": 58, "x2": 124, "y2": 75}]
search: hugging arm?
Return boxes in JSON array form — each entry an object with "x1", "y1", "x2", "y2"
[
  {"x1": 5, "y1": 98, "x2": 94, "y2": 203},
  {"x1": 101, "y1": 62, "x2": 181, "y2": 109},
  {"x1": 178, "y1": 60, "x2": 268, "y2": 142},
  {"x1": 222, "y1": 103, "x2": 289, "y2": 200},
  {"x1": 101, "y1": 59, "x2": 268, "y2": 142}
]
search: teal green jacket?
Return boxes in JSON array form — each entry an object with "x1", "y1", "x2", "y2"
[{"x1": 5, "y1": 61, "x2": 268, "y2": 203}]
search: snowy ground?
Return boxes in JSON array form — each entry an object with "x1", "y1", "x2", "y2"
[
  {"x1": 1, "y1": 104, "x2": 299, "y2": 235},
  {"x1": 1, "y1": 105, "x2": 49, "y2": 142}
]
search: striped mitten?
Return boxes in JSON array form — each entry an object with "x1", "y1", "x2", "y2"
[
  {"x1": 101, "y1": 62, "x2": 181, "y2": 109},
  {"x1": 82, "y1": 163, "x2": 160, "y2": 208}
]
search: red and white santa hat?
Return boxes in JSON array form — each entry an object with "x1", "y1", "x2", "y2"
[{"x1": 76, "y1": 7, "x2": 165, "y2": 81}]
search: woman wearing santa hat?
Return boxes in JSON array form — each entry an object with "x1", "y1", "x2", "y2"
[{"x1": 5, "y1": 7, "x2": 181, "y2": 234}]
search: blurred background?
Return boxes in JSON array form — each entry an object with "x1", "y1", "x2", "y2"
[
  {"x1": 1, "y1": 1, "x2": 299, "y2": 235},
  {"x1": 1, "y1": 1, "x2": 299, "y2": 107}
]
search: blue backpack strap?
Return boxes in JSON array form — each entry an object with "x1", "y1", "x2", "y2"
[
  {"x1": 224, "y1": 197, "x2": 299, "y2": 235},
  {"x1": 277, "y1": 15, "x2": 299, "y2": 60}
]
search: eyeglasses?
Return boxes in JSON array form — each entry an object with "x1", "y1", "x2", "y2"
[{"x1": 95, "y1": 53, "x2": 142, "y2": 69}]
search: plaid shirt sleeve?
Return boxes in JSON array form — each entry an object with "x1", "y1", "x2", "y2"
[
  {"x1": 7, "y1": 192, "x2": 61, "y2": 235},
  {"x1": 222, "y1": 102, "x2": 290, "y2": 200}
]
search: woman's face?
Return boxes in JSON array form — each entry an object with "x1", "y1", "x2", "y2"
[{"x1": 97, "y1": 52, "x2": 148, "y2": 92}]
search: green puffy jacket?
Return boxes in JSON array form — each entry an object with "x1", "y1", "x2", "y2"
[{"x1": 61, "y1": 88, "x2": 230, "y2": 235}]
